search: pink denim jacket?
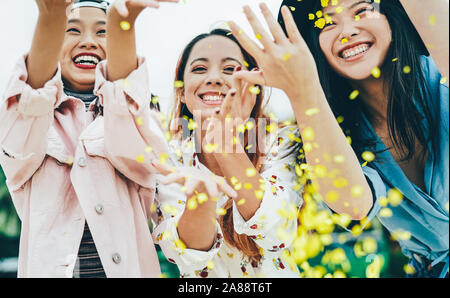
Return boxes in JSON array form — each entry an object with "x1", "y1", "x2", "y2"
[{"x1": 0, "y1": 55, "x2": 169, "y2": 277}]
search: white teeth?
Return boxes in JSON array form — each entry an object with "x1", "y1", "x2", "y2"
[
  {"x1": 74, "y1": 55, "x2": 99, "y2": 65},
  {"x1": 342, "y1": 44, "x2": 370, "y2": 59},
  {"x1": 202, "y1": 95, "x2": 224, "y2": 101}
]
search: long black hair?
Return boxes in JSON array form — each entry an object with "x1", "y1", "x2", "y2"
[{"x1": 279, "y1": 0, "x2": 437, "y2": 162}]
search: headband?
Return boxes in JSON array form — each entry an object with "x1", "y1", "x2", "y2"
[{"x1": 72, "y1": 1, "x2": 110, "y2": 12}]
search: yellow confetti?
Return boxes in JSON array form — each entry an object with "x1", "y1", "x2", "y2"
[
  {"x1": 174, "y1": 80, "x2": 184, "y2": 88},
  {"x1": 254, "y1": 190, "x2": 264, "y2": 200},
  {"x1": 335, "y1": 6, "x2": 343, "y2": 13},
  {"x1": 145, "y1": 146, "x2": 152, "y2": 153},
  {"x1": 159, "y1": 152, "x2": 168, "y2": 164},
  {"x1": 197, "y1": 193, "x2": 208, "y2": 204},
  {"x1": 351, "y1": 185, "x2": 364, "y2": 197},
  {"x1": 333, "y1": 155, "x2": 345, "y2": 163},
  {"x1": 403, "y1": 65, "x2": 411, "y2": 74},
  {"x1": 244, "y1": 183, "x2": 253, "y2": 189},
  {"x1": 136, "y1": 117, "x2": 143, "y2": 126},
  {"x1": 246, "y1": 168, "x2": 257, "y2": 177},
  {"x1": 429, "y1": 14, "x2": 436, "y2": 26},
  {"x1": 379, "y1": 207, "x2": 393, "y2": 217},
  {"x1": 302, "y1": 127, "x2": 315, "y2": 141},
  {"x1": 371, "y1": 67, "x2": 381, "y2": 78},
  {"x1": 326, "y1": 190, "x2": 339, "y2": 203},
  {"x1": 206, "y1": 260, "x2": 215, "y2": 270},
  {"x1": 440, "y1": 77, "x2": 448, "y2": 84},
  {"x1": 362, "y1": 237, "x2": 377, "y2": 254},
  {"x1": 341, "y1": 37, "x2": 348, "y2": 44},
  {"x1": 316, "y1": 10, "x2": 323, "y2": 18},
  {"x1": 315, "y1": 18, "x2": 326, "y2": 29},
  {"x1": 362, "y1": 151, "x2": 375, "y2": 162},
  {"x1": 204, "y1": 143, "x2": 219, "y2": 153},
  {"x1": 387, "y1": 188, "x2": 403, "y2": 206},
  {"x1": 308, "y1": 13, "x2": 315, "y2": 20},
  {"x1": 305, "y1": 108, "x2": 320, "y2": 116},
  {"x1": 249, "y1": 85, "x2": 261, "y2": 95},
  {"x1": 283, "y1": 53, "x2": 291, "y2": 61},
  {"x1": 392, "y1": 57, "x2": 399, "y2": 62},
  {"x1": 237, "y1": 198, "x2": 246, "y2": 206},
  {"x1": 187, "y1": 197, "x2": 198, "y2": 210},
  {"x1": 403, "y1": 264, "x2": 416, "y2": 275},
  {"x1": 333, "y1": 177, "x2": 348, "y2": 188},
  {"x1": 216, "y1": 208, "x2": 227, "y2": 215},
  {"x1": 349, "y1": 90, "x2": 359, "y2": 100},
  {"x1": 120, "y1": 21, "x2": 131, "y2": 31},
  {"x1": 174, "y1": 238, "x2": 186, "y2": 252},
  {"x1": 289, "y1": 6, "x2": 296, "y2": 11},
  {"x1": 136, "y1": 155, "x2": 145, "y2": 163}
]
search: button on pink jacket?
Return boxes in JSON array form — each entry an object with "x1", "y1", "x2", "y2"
[{"x1": 0, "y1": 55, "x2": 169, "y2": 277}]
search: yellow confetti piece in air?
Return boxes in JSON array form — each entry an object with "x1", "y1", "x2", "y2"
[
  {"x1": 349, "y1": 90, "x2": 359, "y2": 100},
  {"x1": 362, "y1": 237, "x2": 377, "y2": 254},
  {"x1": 371, "y1": 67, "x2": 381, "y2": 78},
  {"x1": 316, "y1": 10, "x2": 323, "y2": 18},
  {"x1": 392, "y1": 57, "x2": 399, "y2": 62},
  {"x1": 403, "y1": 66, "x2": 411, "y2": 74},
  {"x1": 355, "y1": 15, "x2": 360, "y2": 21},
  {"x1": 289, "y1": 6, "x2": 296, "y2": 11},
  {"x1": 174, "y1": 238, "x2": 186, "y2": 252},
  {"x1": 305, "y1": 108, "x2": 320, "y2": 116},
  {"x1": 120, "y1": 21, "x2": 131, "y2": 31},
  {"x1": 254, "y1": 190, "x2": 264, "y2": 200},
  {"x1": 283, "y1": 53, "x2": 292, "y2": 61},
  {"x1": 391, "y1": 230, "x2": 411, "y2": 241},
  {"x1": 336, "y1": 115, "x2": 344, "y2": 123},
  {"x1": 197, "y1": 193, "x2": 208, "y2": 204},
  {"x1": 326, "y1": 190, "x2": 339, "y2": 203},
  {"x1": 205, "y1": 143, "x2": 219, "y2": 153},
  {"x1": 249, "y1": 85, "x2": 261, "y2": 95},
  {"x1": 255, "y1": 34, "x2": 262, "y2": 40},
  {"x1": 446, "y1": 202, "x2": 449, "y2": 211},
  {"x1": 174, "y1": 80, "x2": 184, "y2": 88},
  {"x1": 159, "y1": 152, "x2": 168, "y2": 164},
  {"x1": 246, "y1": 168, "x2": 257, "y2": 177},
  {"x1": 441, "y1": 77, "x2": 448, "y2": 84},
  {"x1": 379, "y1": 207, "x2": 393, "y2": 217},
  {"x1": 403, "y1": 264, "x2": 416, "y2": 275},
  {"x1": 351, "y1": 185, "x2": 364, "y2": 197},
  {"x1": 237, "y1": 198, "x2": 246, "y2": 206},
  {"x1": 387, "y1": 188, "x2": 403, "y2": 206},
  {"x1": 379, "y1": 196, "x2": 388, "y2": 207},
  {"x1": 315, "y1": 18, "x2": 326, "y2": 29},
  {"x1": 362, "y1": 151, "x2": 375, "y2": 162},
  {"x1": 244, "y1": 183, "x2": 253, "y2": 189},
  {"x1": 145, "y1": 146, "x2": 152, "y2": 153},
  {"x1": 136, "y1": 155, "x2": 145, "y2": 163},
  {"x1": 429, "y1": 14, "x2": 436, "y2": 26},
  {"x1": 230, "y1": 176, "x2": 239, "y2": 185},
  {"x1": 67, "y1": 156, "x2": 73, "y2": 166},
  {"x1": 333, "y1": 177, "x2": 348, "y2": 188},
  {"x1": 309, "y1": 13, "x2": 315, "y2": 20},
  {"x1": 216, "y1": 208, "x2": 227, "y2": 215},
  {"x1": 333, "y1": 155, "x2": 345, "y2": 163},
  {"x1": 187, "y1": 197, "x2": 198, "y2": 210},
  {"x1": 151, "y1": 96, "x2": 159, "y2": 105},
  {"x1": 136, "y1": 117, "x2": 143, "y2": 126},
  {"x1": 266, "y1": 123, "x2": 278, "y2": 132},
  {"x1": 341, "y1": 37, "x2": 348, "y2": 44},
  {"x1": 302, "y1": 127, "x2": 315, "y2": 141},
  {"x1": 335, "y1": 6, "x2": 343, "y2": 13}
]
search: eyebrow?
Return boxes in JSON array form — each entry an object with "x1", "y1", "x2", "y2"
[
  {"x1": 323, "y1": 0, "x2": 371, "y2": 16},
  {"x1": 68, "y1": 19, "x2": 106, "y2": 26},
  {"x1": 189, "y1": 57, "x2": 243, "y2": 66}
]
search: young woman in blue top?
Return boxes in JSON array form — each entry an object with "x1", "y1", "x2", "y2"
[{"x1": 229, "y1": 0, "x2": 448, "y2": 277}]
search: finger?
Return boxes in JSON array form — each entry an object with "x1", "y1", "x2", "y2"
[
  {"x1": 160, "y1": 172, "x2": 185, "y2": 185},
  {"x1": 228, "y1": 21, "x2": 263, "y2": 62},
  {"x1": 242, "y1": 5, "x2": 276, "y2": 52},
  {"x1": 203, "y1": 179, "x2": 219, "y2": 199},
  {"x1": 233, "y1": 70, "x2": 266, "y2": 86},
  {"x1": 152, "y1": 160, "x2": 175, "y2": 176},
  {"x1": 259, "y1": 2, "x2": 288, "y2": 44},
  {"x1": 184, "y1": 178, "x2": 201, "y2": 196},
  {"x1": 281, "y1": 5, "x2": 304, "y2": 45},
  {"x1": 114, "y1": 0, "x2": 130, "y2": 17},
  {"x1": 217, "y1": 178, "x2": 238, "y2": 199},
  {"x1": 233, "y1": 66, "x2": 243, "y2": 97},
  {"x1": 220, "y1": 88, "x2": 237, "y2": 117}
]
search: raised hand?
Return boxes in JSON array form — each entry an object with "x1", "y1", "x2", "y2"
[
  {"x1": 229, "y1": 3, "x2": 320, "y2": 100},
  {"x1": 111, "y1": 0, "x2": 179, "y2": 18},
  {"x1": 152, "y1": 161, "x2": 238, "y2": 199},
  {"x1": 35, "y1": 0, "x2": 73, "y2": 14}
]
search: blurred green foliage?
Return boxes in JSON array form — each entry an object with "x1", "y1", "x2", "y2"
[{"x1": 0, "y1": 168, "x2": 20, "y2": 239}]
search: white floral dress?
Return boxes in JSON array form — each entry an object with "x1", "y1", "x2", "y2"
[{"x1": 152, "y1": 125, "x2": 303, "y2": 278}]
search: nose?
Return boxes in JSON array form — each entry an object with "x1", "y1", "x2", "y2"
[
  {"x1": 338, "y1": 19, "x2": 360, "y2": 41},
  {"x1": 205, "y1": 68, "x2": 225, "y2": 86},
  {"x1": 79, "y1": 32, "x2": 98, "y2": 50}
]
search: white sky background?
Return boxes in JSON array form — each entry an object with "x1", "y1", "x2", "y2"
[{"x1": 0, "y1": 0, "x2": 294, "y2": 121}]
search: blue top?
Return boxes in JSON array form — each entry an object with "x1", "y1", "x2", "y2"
[{"x1": 361, "y1": 56, "x2": 449, "y2": 274}]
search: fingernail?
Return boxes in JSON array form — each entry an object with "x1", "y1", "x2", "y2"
[
  {"x1": 235, "y1": 65, "x2": 242, "y2": 72},
  {"x1": 252, "y1": 67, "x2": 259, "y2": 72},
  {"x1": 230, "y1": 90, "x2": 237, "y2": 96}
]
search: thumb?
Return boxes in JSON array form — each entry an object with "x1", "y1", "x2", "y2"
[{"x1": 233, "y1": 70, "x2": 265, "y2": 86}]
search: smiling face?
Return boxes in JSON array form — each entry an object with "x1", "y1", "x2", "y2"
[
  {"x1": 60, "y1": 7, "x2": 106, "y2": 92},
  {"x1": 318, "y1": 0, "x2": 392, "y2": 81},
  {"x1": 181, "y1": 35, "x2": 245, "y2": 119}
]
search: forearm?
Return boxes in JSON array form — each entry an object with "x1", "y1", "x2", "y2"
[
  {"x1": 177, "y1": 199, "x2": 218, "y2": 251},
  {"x1": 400, "y1": 0, "x2": 449, "y2": 78},
  {"x1": 106, "y1": 7, "x2": 142, "y2": 81},
  {"x1": 27, "y1": 12, "x2": 68, "y2": 89},
  {"x1": 288, "y1": 85, "x2": 373, "y2": 219},
  {"x1": 213, "y1": 151, "x2": 263, "y2": 221}
]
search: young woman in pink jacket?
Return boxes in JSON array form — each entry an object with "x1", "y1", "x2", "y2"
[{"x1": 0, "y1": 0, "x2": 177, "y2": 277}]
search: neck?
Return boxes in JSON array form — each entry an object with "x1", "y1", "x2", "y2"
[{"x1": 351, "y1": 74, "x2": 390, "y2": 127}]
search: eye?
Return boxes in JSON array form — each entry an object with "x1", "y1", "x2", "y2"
[
  {"x1": 192, "y1": 66, "x2": 207, "y2": 73},
  {"x1": 222, "y1": 66, "x2": 236, "y2": 75},
  {"x1": 97, "y1": 29, "x2": 106, "y2": 35},
  {"x1": 355, "y1": 6, "x2": 375, "y2": 16},
  {"x1": 66, "y1": 28, "x2": 80, "y2": 34}
]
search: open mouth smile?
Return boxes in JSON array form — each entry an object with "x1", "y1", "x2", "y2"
[
  {"x1": 199, "y1": 91, "x2": 226, "y2": 105},
  {"x1": 72, "y1": 52, "x2": 102, "y2": 70},
  {"x1": 338, "y1": 42, "x2": 373, "y2": 62}
]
